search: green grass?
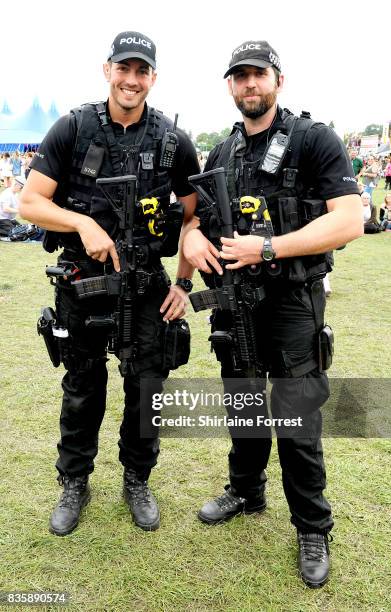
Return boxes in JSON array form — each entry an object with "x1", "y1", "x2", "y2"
[{"x1": 0, "y1": 189, "x2": 390, "y2": 611}]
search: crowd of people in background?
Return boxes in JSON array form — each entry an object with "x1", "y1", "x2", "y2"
[
  {"x1": 0, "y1": 151, "x2": 34, "y2": 187},
  {"x1": 0, "y1": 152, "x2": 42, "y2": 240},
  {"x1": 349, "y1": 149, "x2": 391, "y2": 233}
]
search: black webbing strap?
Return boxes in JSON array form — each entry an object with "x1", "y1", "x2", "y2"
[
  {"x1": 95, "y1": 102, "x2": 151, "y2": 176},
  {"x1": 309, "y1": 278, "x2": 325, "y2": 333},
  {"x1": 285, "y1": 114, "x2": 314, "y2": 170},
  {"x1": 95, "y1": 102, "x2": 122, "y2": 175}
]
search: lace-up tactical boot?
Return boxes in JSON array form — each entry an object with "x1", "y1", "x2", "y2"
[
  {"x1": 297, "y1": 531, "x2": 332, "y2": 588},
  {"x1": 198, "y1": 484, "x2": 266, "y2": 525},
  {"x1": 123, "y1": 469, "x2": 160, "y2": 531},
  {"x1": 49, "y1": 474, "x2": 91, "y2": 536}
]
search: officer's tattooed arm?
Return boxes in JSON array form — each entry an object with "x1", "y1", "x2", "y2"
[{"x1": 19, "y1": 169, "x2": 120, "y2": 271}]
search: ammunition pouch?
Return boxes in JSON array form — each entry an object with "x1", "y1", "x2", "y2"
[{"x1": 162, "y1": 318, "x2": 190, "y2": 370}]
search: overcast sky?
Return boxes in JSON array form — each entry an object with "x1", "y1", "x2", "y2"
[{"x1": 2, "y1": 0, "x2": 390, "y2": 138}]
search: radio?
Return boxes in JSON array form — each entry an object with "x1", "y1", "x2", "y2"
[{"x1": 160, "y1": 113, "x2": 178, "y2": 169}]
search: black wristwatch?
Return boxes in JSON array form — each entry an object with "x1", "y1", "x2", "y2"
[
  {"x1": 175, "y1": 278, "x2": 193, "y2": 293},
  {"x1": 262, "y1": 237, "x2": 276, "y2": 262}
]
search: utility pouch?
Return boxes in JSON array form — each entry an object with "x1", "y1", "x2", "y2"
[
  {"x1": 209, "y1": 330, "x2": 233, "y2": 364},
  {"x1": 278, "y1": 197, "x2": 301, "y2": 233},
  {"x1": 43, "y1": 230, "x2": 60, "y2": 253},
  {"x1": 37, "y1": 307, "x2": 62, "y2": 367},
  {"x1": 162, "y1": 318, "x2": 190, "y2": 370},
  {"x1": 301, "y1": 199, "x2": 327, "y2": 224},
  {"x1": 318, "y1": 324, "x2": 334, "y2": 372}
]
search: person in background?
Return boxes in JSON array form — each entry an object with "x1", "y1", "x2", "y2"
[
  {"x1": 2, "y1": 152, "x2": 13, "y2": 188},
  {"x1": 362, "y1": 155, "x2": 380, "y2": 198},
  {"x1": 357, "y1": 181, "x2": 365, "y2": 195},
  {"x1": 384, "y1": 157, "x2": 391, "y2": 191},
  {"x1": 380, "y1": 193, "x2": 391, "y2": 230},
  {"x1": 0, "y1": 154, "x2": 5, "y2": 185},
  {"x1": 350, "y1": 149, "x2": 363, "y2": 179},
  {"x1": 0, "y1": 175, "x2": 25, "y2": 236},
  {"x1": 361, "y1": 191, "x2": 380, "y2": 233},
  {"x1": 11, "y1": 151, "x2": 22, "y2": 177}
]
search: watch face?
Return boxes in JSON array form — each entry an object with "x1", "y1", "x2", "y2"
[
  {"x1": 176, "y1": 278, "x2": 193, "y2": 292},
  {"x1": 263, "y1": 240, "x2": 275, "y2": 261}
]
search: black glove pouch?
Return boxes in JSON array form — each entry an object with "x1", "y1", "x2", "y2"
[
  {"x1": 162, "y1": 318, "x2": 190, "y2": 370},
  {"x1": 319, "y1": 324, "x2": 334, "y2": 372}
]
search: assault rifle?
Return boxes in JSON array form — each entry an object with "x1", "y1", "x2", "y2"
[
  {"x1": 188, "y1": 168, "x2": 265, "y2": 377},
  {"x1": 72, "y1": 175, "x2": 139, "y2": 377}
]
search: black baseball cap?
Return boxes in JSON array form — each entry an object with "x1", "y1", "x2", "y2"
[
  {"x1": 107, "y1": 31, "x2": 156, "y2": 69},
  {"x1": 224, "y1": 40, "x2": 281, "y2": 78}
]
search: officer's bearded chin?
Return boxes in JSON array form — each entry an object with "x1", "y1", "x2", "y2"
[{"x1": 235, "y1": 89, "x2": 277, "y2": 120}]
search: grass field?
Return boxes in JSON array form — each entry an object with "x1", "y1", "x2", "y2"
[{"x1": 0, "y1": 187, "x2": 390, "y2": 611}]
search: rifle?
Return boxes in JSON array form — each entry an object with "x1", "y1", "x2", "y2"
[
  {"x1": 188, "y1": 168, "x2": 265, "y2": 378},
  {"x1": 72, "y1": 175, "x2": 139, "y2": 377}
]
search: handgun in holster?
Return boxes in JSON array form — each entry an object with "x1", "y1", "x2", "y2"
[{"x1": 37, "y1": 307, "x2": 61, "y2": 367}]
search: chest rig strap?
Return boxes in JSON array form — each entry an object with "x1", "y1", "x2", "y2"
[
  {"x1": 94, "y1": 102, "x2": 150, "y2": 176},
  {"x1": 281, "y1": 111, "x2": 314, "y2": 189}
]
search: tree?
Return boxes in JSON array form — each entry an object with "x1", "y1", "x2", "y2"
[
  {"x1": 363, "y1": 124, "x2": 382, "y2": 136},
  {"x1": 195, "y1": 128, "x2": 232, "y2": 151},
  {"x1": 328, "y1": 121, "x2": 335, "y2": 130}
]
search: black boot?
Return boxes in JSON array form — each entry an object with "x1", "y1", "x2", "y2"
[
  {"x1": 49, "y1": 474, "x2": 91, "y2": 536},
  {"x1": 297, "y1": 531, "x2": 332, "y2": 588},
  {"x1": 198, "y1": 485, "x2": 266, "y2": 525},
  {"x1": 123, "y1": 469, "x2": 160, "y2": 531}
]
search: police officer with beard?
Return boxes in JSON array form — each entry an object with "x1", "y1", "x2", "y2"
[
  {"x1": 183, "y1": 41, "x2": 363, "y2": 587},
  {"x1": 20, "y1": 31, "x2": 198, "y2": 535}
]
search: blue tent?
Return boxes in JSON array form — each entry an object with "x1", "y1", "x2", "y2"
[
  {"x1": 0, "y1": 100, "x2": 12, "y2": 115},
  {"x1": 0, "y1": 100, "x2": 13, "y2": 129},
  {"x1": 0, "y1": 98, "x2": 61, "y2": 151},
  {"x1": 46, "y1": 101, "x2": 60, "y2": 130},
  {"x1": 12, "y1": 97, "x2": 49, "y2": 133}
]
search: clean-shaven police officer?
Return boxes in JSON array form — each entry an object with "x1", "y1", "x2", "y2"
[
  {"x1": 20, "y1": 31, "x2": 198, "y2": 535},
  {"x1": 183, "y1": 40, "x2": 363, "y2": 587}
]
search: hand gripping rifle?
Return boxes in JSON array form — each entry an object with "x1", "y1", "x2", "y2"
[
  {"x1": 188, "y1": 168, "x2": 265, "y2": 378},
  {"x1": 72, "y1": 175, "x2": 139, "y2": 377}
]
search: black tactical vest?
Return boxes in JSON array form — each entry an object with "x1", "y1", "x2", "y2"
[
  {"x1": 201, "y1": 108, "x2": 332, "y2": 283},
  {"x1": 50, "y1": 102, "x2": 176, "y2": 254}
]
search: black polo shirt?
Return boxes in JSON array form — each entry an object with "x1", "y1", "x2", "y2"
[{"x1": 30, "y1": 102, "x2": 199, "y2": 197}]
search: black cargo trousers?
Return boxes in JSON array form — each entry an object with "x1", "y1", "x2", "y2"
[
  {"x1": 54, "y1": 267, "x2": 170, "y2": 481},
  {"x1": 214, "y1": 279, "x2": 334, "y2": 534}
]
